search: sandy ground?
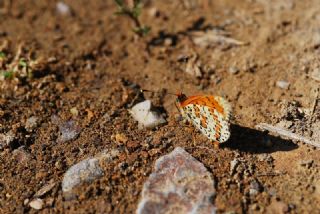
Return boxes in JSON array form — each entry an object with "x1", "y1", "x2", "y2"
[{"x1": 0, "y1": 0, "x2": 319, "y2": 213}]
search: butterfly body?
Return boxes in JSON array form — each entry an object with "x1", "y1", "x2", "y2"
[{"x1": 176, "y1": 93, "x2": 232, "y2": 144}]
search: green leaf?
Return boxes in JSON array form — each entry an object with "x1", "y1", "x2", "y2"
[
  {"x1": 114, "y1": 0, "x2": 124, "y2": 7},
  {"x1": 0, "y1": 52, "x2": 5, "y2": 58},
  {"x1": 19, "y1": 59, "x2": 27, "y2": 67},
  {"x1": 142, "y1": 26, "x2": 151, "y2": 35},
  {"x1": 132, "y1": 4, "x2": 141, "y2": 18},
  {"x1": 2, "y1": 70, "x2": 14, "y2": 79},
  {"x1": 133, "y1": 26, "x2": 151, "y2": 36}
]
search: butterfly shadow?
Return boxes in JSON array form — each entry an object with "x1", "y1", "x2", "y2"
[{"x1": 221, "y1": 124, "x2": 298, "y2": 154}]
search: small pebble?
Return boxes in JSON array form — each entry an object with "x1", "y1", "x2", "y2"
[
  {"x1": 148, "y1": 7, "x2": 159, "y2": 17},
  {"x1": 70, "y1": 107, "x2": 79, "y2": 116},
  {"x1": 57, "y1": 119, "x2": 81, "y2": 143},
  {"x1": 29, "y1": 198, "x2": 44, "y2": 210},
  {"x1": 23, "y1": 198, "x2": 29, "y2": 206},
  {"x1": 12, "y1": 146, "x2": 31, "y2": 163},
  {"x1": 164, "y1": 38, "x2": 173, "y2": 46},
  {"x1": 228, "y1": 66, "x2": 239, "y2": 74},
  {"x1": 56, "y1": 1, "x2": 71, "y2": 16},
  {"x1": 310, "y1": 67, "x2": 320, "y2": 82},
  {"x1": 276, "y1": 80, "x2": 290, "y2": 89},
  {"x1": 25, "y1": 116, "x2": 39, "y2": 132},
  {"x1": 268, "y1": 187, "x2": 277, "y2": 196},
  {"x1": 230, "y1": 158, "x2": 240, "y2": 175},
  {"x1": 0, "y1": 130, "x2": 15, "y2": 149},
  {"x1": 249, "y1": 180, "x2": 262, "y2": 196},
  {"x1": 113, "y1": 133, "x2": 128, "y2": 145}
]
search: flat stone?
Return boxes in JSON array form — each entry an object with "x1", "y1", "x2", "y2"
[
  {"x1": 62, "y1": 158, "x2": 104, "y2": 193},
  {"x1": 61, "y1": 149, "x2": 119, "y2": 199},
  {"x1": 137, "y1": 147, "x2": 216, "y2": 214}
]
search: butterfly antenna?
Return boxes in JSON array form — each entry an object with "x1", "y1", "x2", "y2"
[{"x1": 140, "y1": 89, "x2": 177, "y2": 96}]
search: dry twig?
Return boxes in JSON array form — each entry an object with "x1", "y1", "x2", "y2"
[{"x1": 255, "y1": 123, "x2": 320, "y2": 149}]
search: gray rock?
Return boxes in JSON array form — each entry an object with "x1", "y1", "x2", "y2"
[
  {"x1": 249, "y1": 180, "x2": 262, "y2": 196},
  {"x1": 25, "y1": 116, "x2": 39, "y2": 132},
  {"x1": 59, "y1": 120, "x2": 81, "y2": 142},
  {"x1": 137, "y1": 147, "x2": 216, "y2": 214},
  {"x1": 62, "y1": 158, "x2": 104, "y2": 193},
  {"x1": 0, "y1": 130, "x2": 15, "y2": 149},
  {"x1": 52, "y1": 115, "x2": 81, "y2": 143},
  {"x1": 61, "y1": 149, "x2": 119, "y2": 198},
  {"x1": 12, "y1": 146, "x2": 31, "y2": 163}
]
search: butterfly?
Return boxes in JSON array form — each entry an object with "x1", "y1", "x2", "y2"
[
  {"x1": 141, "y1": 89, "x2": 232, "y2": 147},
  {"x1": 175, "y1": 92, "x2": 232, "y2": 146}
]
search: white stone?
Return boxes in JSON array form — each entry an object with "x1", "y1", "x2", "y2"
[
  {"x1": 29, "y1": 198, "x2": 44, "y2": 210},
  {"x1": 129, "y1": 100, "x2": 166, "y2": 129},
  {"x1": 56, "y1": 1, "x2": 71, "y2": 16},
  {"x1": 276, "y1": 80, "x2": 290, "y2": 89}
]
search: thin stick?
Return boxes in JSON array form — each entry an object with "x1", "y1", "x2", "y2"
[
  {"x1": 255, "y1": 123, "x2": 320, "y2": 149},
  {"x1": 311, "y1": 88, "x2": 319, "y2": 116}
]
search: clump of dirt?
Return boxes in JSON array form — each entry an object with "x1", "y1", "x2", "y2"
[{"x1": 0, "y1": 0, "x2": 319, "y2": 213}]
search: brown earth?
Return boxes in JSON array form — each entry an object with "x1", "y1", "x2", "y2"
[{"x1": 0, "y1": 0, "x2": 319, "y2": 213}]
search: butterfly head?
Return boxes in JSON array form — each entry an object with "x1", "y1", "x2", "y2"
[
  {"x1": 141, "y1": 89, "x2": 187, "y2": 103},
  {"x1": 176, "y1": 92, "x2": 187, "y2": 103}
]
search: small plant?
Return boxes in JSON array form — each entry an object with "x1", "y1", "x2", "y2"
[
  {"x1": 114, "y1": 0, "x2": 150, "y2": 37},
  {"x1": 1, "y1": 70, "x2": 13, "y2": 79},
  {"x1": 0, "y1": 54, "x2": 35, "y2": 80},
  {"x1": 0, "y1": 51, "x2": 5, "y2": 58}
]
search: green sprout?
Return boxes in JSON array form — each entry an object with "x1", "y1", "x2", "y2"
[
  {"x1": 114, "y1": 0, "x2": 150, "y2": 37},
  {"x1": 18, "y1": 58, "x2": 27, "y2": 68},
  {"x1": 0, "y1": 52, "x2": 5, "y2": 59},
  {"x1": 1, "y1": 70, "x2": 13, "y2": 79}
]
